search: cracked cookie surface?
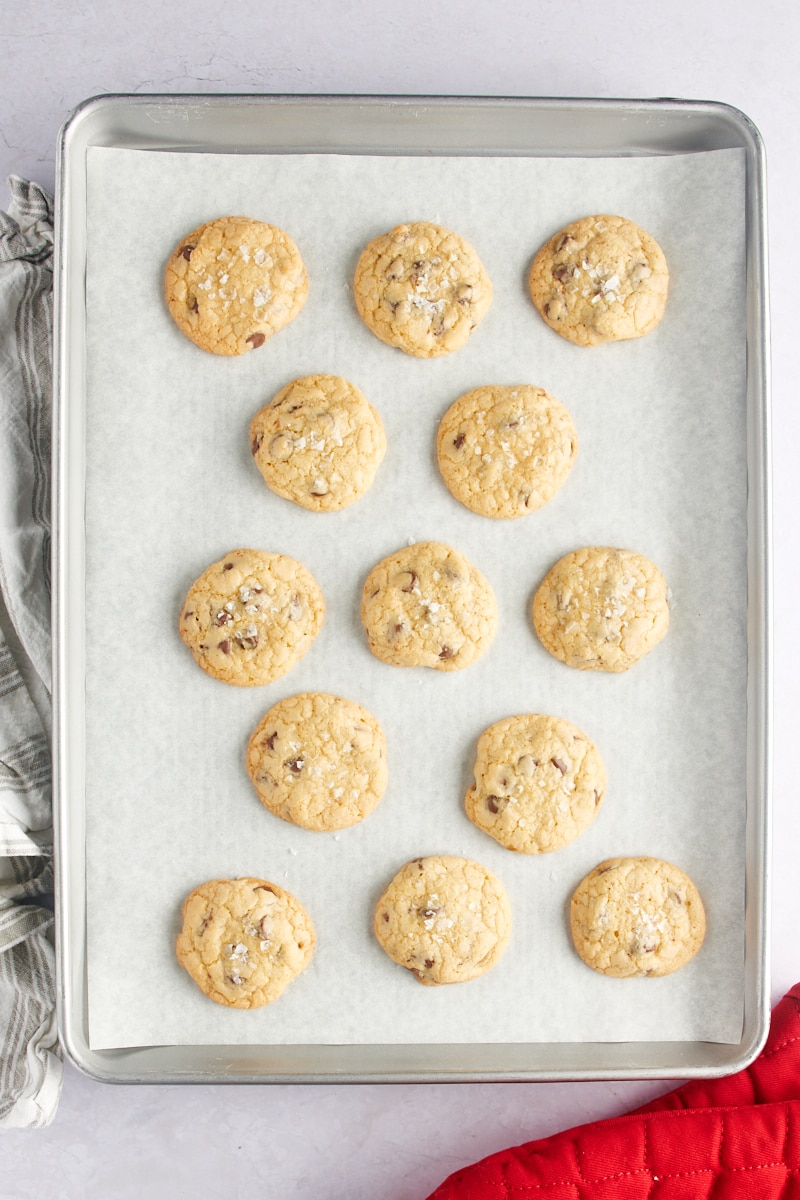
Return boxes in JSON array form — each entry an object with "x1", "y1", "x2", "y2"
[
  {"x1": 246, "y1": 692, "x2": 388, "y2": 831},
  {"x1": 353, "y1": 221, "x2": 492, "y2": 358},
  {"x1": 178, "y1": 548, "x2": 325, "y2": 687},
  {"x1": 175, "y1": 877, "x2": 315, "y2": 1008},
  {"x1": 361, "y1": 541, "x2": 498, "y2": 671},
  {"x1": 529, "y1": 214, "x2": 668, "y2": 347},
  {"x1": 374, "y1": 855, "x2": 512, "y2": 986},
  {"x1": 533, "y1": 546, "x2": 669, "y2": 673},
  {"x1": 437, "y1": 384, "x2": 578, "y2": 519},
  {"x1": 465, "y1": 714, "x2": 605, "y2": 853},
  {"x1": 570, "y1": 857, "x2": 706, "y2": 978},
  {"x1": 164, "y1": 216, "x2": 308, "y2": 355},
  {"x1": 250, "y1": 374, "x2": 386, "y2": 512}
]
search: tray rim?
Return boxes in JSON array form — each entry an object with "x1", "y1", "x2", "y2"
[{"x1": 52, "y1": 91, "x2": 772, "y2": 1084}]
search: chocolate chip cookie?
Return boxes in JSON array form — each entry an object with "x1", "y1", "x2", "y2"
[
  {"x1": 164, "y1": 216, "x2": 308, "y2": 355},
  {"x1": 361, "y1": 541, "x2": 498, "y2": 671},
  {"x1": 374, "y1": 855, "x2": 512, "y2": 986},
  {"x1": 353, "y1": 221, "x2": 492, "y2": 357},
  {"x1": 437, "y1": 384, "x2": 578, "y2": 519},
  {"x1": 246, "y1": 692, "x2": 388, "y2": 831},
  {"x1": 569, "y1": 857, "x2": 706, "y2": 978},
  {"x1": 529, "y1": 214, "x2": 669, "y2": 347},
  {"x1": 175, "y1": 877, "x2": 315, "y2": 1008},
  {"x1": 250, "y1": 374, "x2": 386, "y2": 512},
  {"x1": 178, "y1": 548, "x2": 325, "y2": 687},
  {"x1": 533, "y1": 546, "x2": 669, "y2": 672},
  {"x1": 465, "y1": 714, "x2": 605, "y2": 853}
]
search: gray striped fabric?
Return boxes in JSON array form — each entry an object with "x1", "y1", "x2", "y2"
[{"x1": 0, "y1": 177, "x2": 61, "y2": 1126}]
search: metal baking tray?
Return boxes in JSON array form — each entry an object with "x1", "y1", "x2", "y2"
[{"x1": 53, "y1": 95, "x2": 771, "y2": 1083}]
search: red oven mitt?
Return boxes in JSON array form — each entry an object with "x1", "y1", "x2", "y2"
[{"x1": 427, "y1": 984, "x2": 800, "y2": 1199}]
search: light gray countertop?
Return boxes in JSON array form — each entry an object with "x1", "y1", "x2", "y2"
[{"x1": 2, "y1": 0, "x2": 798, "y2": 1195}]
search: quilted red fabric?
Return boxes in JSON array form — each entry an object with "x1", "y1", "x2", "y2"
[{"x1": 427, "y1": 985, "x2": 800, "y2": 1199}]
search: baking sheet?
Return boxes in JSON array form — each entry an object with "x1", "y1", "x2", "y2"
[{"x1": 83, "y1": 145, "x2": 747, "y2": 1050}]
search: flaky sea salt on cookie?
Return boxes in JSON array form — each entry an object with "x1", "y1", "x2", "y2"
[
  {"x1": 176, "y1": 877, "x2": 315, "y2": 1008},
  {"x1": 353, "y1": 222, "x2": 492, "y2": 357},
  {"x1": 569, "y1": 857, "x2": 706, "y2": 978},
  {"x1": 374, "y1": 855, "x2": 512, "y2": 986},
  {"x1": 465, "y1": 714, "x2": 605, "y2": 853},
  {"x1": 437, "y1": 384, "x2": 578, "y2": 519},
  {"x1": 533, "y1": 546, "x2": 669, "y2": 672},
  {"x1": 247, "y1": 692, "x2": 388, "y2": 831},
  {"x1": 361, "y1": 541, "x2": 498, "y2": 671},
  {"x1": 178, "y1": 548, "x2": 324, "y2": 687},
  {"x1": 250, "y1": 374, "x2": 386, "y2": 512},
  {"x1": 529, "y1": 214, "x2": 668, "y2": 346},
  {"x1": 164, "y1": 216, "x2": 308, "y2": 355}
]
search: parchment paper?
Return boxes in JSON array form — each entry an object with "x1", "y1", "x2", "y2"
[{"x1": 83, "y1": 146, "x2": 747, "y2": 1049}]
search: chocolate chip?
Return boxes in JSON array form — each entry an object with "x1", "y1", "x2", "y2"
[
  {"x1": 181, "y1": 244, "x2": 196, "y2": 260},
  {"x1": 285, "y1": 757, "x2": 305, "y2": 774},
  {"x1": 183, "y1": 610, "x2": 194, "y2": 619},
  {"x1": 251, "y1": 432, "x2": 263, "y2": 456},
  {"x1": 223, "y1": 562, "x2": 234, "y2": 571},
  {"x1": 486, "y1": 794, "x2": 507, "y2": 814},
  {"x1": 236, "y1": 630, "x2": 259, "y2": 650},
  {"x1": 225, "y1": 973, "x2": 243, "y2": 986},
  {"x1": 198, "y1": 910, "x2": 213, "y2": 934},
  {"x1": 189, "y1": 296, "x2": 198, "y2": 313},
  {"x1": 219, "y1": 639, "x2": 231, "y2": 655},
  {"x1": 552, "y1": 263, "x2": 576, "y2": 283},
  {"x1": 439, "y1": 645, "x2": 455, "y2": 660},
  {"x1": 399, "y1": 571, "x2": 418, "y2": 593},
  {"x1": 246, "y1": 332, "x2": 266, "y2": 349},
  {"x1": 424, "y1": 958, "x2": 434, "y2": 969},
  {"x1": 550, "y1": 757, "x2": 568, "y2": 775},
  {"x1": 382, "y1": 912, "x2": 390, "y2": 922},
  {"x1": 264, "y1": 732, "x2": 278, "y2": 751},
  {"x1": 453, "y1": 432, "x2": 466, "y2": 450},
  {"x1": 213, "y1": 610, "x2": 233, "y2": 627},
  {"x1": 594, "y1": 789, "x2": 601, "y2": 805},
  {"x1": 418, "y1": 907, "x2": 440, "y2": 919},
  {"x1": 555, "y1": 233, "x2": 577, "y2": 252}
]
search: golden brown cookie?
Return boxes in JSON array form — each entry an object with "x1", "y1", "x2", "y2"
[
  {"x1": 353, "y1": 221, "x2": 492, "y2": 357},
  {"x1": 175, "y1": 877, "x2": 315, "y2": 1008},
  {"x1": 569, "y1": 857, "x2": 706, "y2": 978},
  {"x1": 246, "y1": 692, "x2": 388, "y2": 831},
  {"x1": 361, "y1": 541, "x2": 498, "y2": 671},
  {"x1": 164, "y1": 216, "x2": 308, "y2": 355},
  {"x1": 374, "y1": 855, "x2": 512, "y2": 986},
  {"x1": 178, "y1": 548, "x2": 324, "y2": 687},
  {"x1": 529, "y1": 214, "x2": 669, "y2": 347},
  {"x1": 465, "y1": 714, "x2": 605, "y2": 853},
  {"x1": 437, "y1": 384, "x2": 578, "y2": 519},
  {"x1": 532, "y1": 546, "x2": 669, "y2": 672},
  {"x1": 250, "y1": 374, "x2": 386, "y2": 512}
]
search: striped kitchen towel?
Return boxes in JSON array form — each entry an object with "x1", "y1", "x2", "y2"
[{"x1": 0, "y1": 177, "x2": 62, "y2": 1126}]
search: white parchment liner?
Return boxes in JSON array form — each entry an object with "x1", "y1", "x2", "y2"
[{"x1": 83, "y1": 147, "x2": 747, "y2": 1049}]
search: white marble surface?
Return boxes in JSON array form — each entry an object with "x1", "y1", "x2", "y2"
[{"x1": 2, "y1": 0, "x2": 799, "y2": 1194}]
